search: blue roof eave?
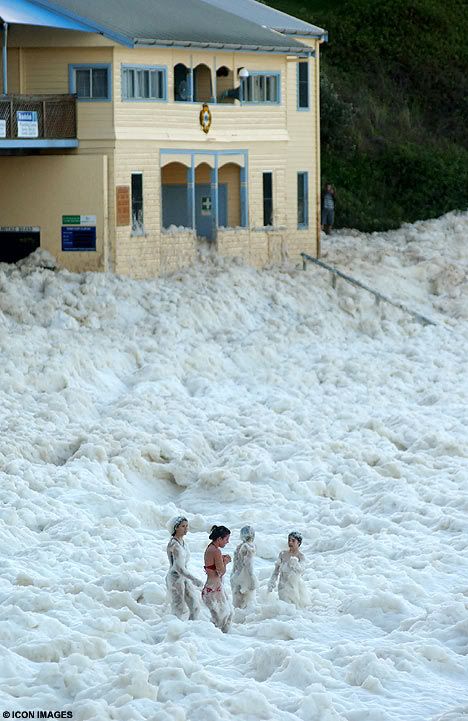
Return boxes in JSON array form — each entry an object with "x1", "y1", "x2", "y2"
[{"x1": 27, "y1": 0, "x2": 134, "y2": 45}]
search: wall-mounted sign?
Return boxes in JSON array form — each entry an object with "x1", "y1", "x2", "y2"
[
  {"x1": 61, "y1": 214, "x2": 96, "y2": 251},
  {"x1": 0, "y1": 120, "x2": 6, "y2": 138},
  {"x1": 199, "y1": 104, "x2": 212, "y2": 134},
  {"x1": 201, "y1": 196, "x2": 212, "y2": 215},
  {"x1": 62, "y1": 215, "x2": 96, "y2": 226},
  {"x1": 116, "y1": 186, "x2": 130, "y2": 226},
  {"x1": 0, "y1": 226, "x2": 40, "y2": 233},
  {"x1": 17, "y1": 111, "x2": 38, "y2": 138}
]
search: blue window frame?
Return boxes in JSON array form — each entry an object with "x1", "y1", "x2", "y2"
[
  {"x1": 122, "y1": 65, "x2": 167, "y2": 102},
  {"x1": 297, "y1": 171, "x2": 309, "y2": 228},
  {"x1": 241, "y1": 72, "x2": 280, "y2": 104},
  {"x1": 69, "y1": 64, "x2": 111, "y2": 101},
  {"x1": 297, "y1": 61, "x2": 310, "y2": 110}
]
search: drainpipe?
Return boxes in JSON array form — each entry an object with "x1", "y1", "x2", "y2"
[
  {"x1": 2, "y1": 21, "x2": 8, "y2": 95},
  {"x1": 315, "y1": 43, "x2": 321, "y2": 257}
]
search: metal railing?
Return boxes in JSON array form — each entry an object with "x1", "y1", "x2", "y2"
[
  {"x1": 301, "y1": 253, "x2": 437, "y2": 327},
  {"x1": 0, "y1": 94, "x2": 77, "y2": 139}
]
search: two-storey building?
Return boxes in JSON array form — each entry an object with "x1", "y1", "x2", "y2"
[{"x1": 0, "y1": 0, "x2": 327, "y2": 276}]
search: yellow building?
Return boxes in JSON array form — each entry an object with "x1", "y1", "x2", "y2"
[{"x1": 0, "y1": 0, "x2": 327, "y2": 276}]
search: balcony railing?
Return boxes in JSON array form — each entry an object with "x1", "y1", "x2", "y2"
[{"x1": 0, "y1": 94, "x2": 77, "y2": 140}]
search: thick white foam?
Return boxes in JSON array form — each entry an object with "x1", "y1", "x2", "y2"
[{"x1": 0, "y1": 212, "x2": 467, "y2": 720}]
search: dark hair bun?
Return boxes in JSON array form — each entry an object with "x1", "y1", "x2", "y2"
[{"x1": 209, "y1": 525, "x2": 231, "y2": 541}]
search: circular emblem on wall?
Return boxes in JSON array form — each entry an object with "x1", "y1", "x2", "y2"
[{"x1": 199, "y1": 104, "x2": 212, "y2": 134}]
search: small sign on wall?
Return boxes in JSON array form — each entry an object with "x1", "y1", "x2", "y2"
[
  {"x1": 116, "y1": 186, "x2": 130, "y2": 226},
  {"x1": 201, "y1": 196, "x2": 212, "y2": 215},
  {"x1": 0, "y1": 119, "x2": 6, "y2": 138},
  {"x1": 61, "y1": 214, "x2": 97, "y2": 251},
  {"x1": 17, "y1": 111, "x2": 38, "y2": 138}
]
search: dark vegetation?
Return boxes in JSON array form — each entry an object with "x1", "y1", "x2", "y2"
[{"x1": 268, "y1": 0, "x2": 468, "y2": 230}]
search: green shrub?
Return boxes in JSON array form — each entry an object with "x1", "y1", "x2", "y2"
[{"x1": 268, "y1": 0, "x2": 468, "y2": 230}]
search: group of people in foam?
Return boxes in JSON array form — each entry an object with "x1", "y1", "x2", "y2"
[{"x1": 166, "y1": 517, "x2": 308, "y2": 633}]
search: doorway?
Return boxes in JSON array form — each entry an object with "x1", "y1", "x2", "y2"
[{"x1": 0, "y1": 228, "x2": 40, "y2": 263}]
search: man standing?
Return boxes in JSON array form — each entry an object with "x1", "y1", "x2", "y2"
[{"x1": 321, "y1": 182, "x2": 336, "y2": 235}]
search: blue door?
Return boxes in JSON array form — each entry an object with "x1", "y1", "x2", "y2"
[
  {"x1": 162, "y1": 184, "x2": 227, "y2": 239},
  {"x1": 195, "y1": 184, "x2": 228, "y2": 240},
  {"x1": 162, "y1": 185, "x2": 189, "y2": 229}
]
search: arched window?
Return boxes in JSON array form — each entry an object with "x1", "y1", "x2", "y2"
[
  {"x1": 174, "y1": 63, "x2": 190, "y2": 102},
  {"x1": 216, "y1": 65, "x2": 236, "y2": 104},
  {"x1": 193, "y1": 64, "x2": 212, "y2": 103}
]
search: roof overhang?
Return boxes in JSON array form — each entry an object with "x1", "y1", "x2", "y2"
[
  {"x1": 0, "y1": 0, "x2": 96, "y2": 32},
  {"x1": 11, "y1": 0, "x2": 133, "y2": 45},
  {"x1": 134, "y1": 38, "x2": 314, "y2": 56},
  {"x1": 280, "y1": 29, "x2": 328, "y2": 42}
]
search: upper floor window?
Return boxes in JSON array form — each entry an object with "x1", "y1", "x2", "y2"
[
  {"x1": 174, "y1": 63, "x2": 192, "y2": 102},
  {"x1": 241, "y1": 73, "x2": 280, "y2": 104},
  {"x1": 69, "y1": 64, "x2": 111, "y2": 101},
  {"x1": 297, "y1": 61, "x2": 310, "y2": 110},
  {"x1": 122, "y1": 65, "x2": 166, "y2": 101}
]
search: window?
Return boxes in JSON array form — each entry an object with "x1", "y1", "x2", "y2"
[
  {"x1": 241, "y1": 73, "x2": 280, "y2": 104},
  {"x1": 69, "y1": 65, "x2": 111, "y2": 100},
  {"x1": 174, "y1": 63, "x2": 192, "y2": 102},
  {"x1": 122, "y1": 66, "x2": 166, "y2": 101},
  {"x1": 131, "y1": 173, "x2": 144, "y2": 235},
  {"x1": 297, "y1": 61, "x2": 309, "y2": 110},
  {"x1": 263, "y1": 172, "x2": 273, "y2": 226},
  {"x1": 297, "y1": 172, "x2": 309, "y2": 227}
]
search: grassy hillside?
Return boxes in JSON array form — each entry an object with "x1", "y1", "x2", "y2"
[{"x1": 268, "y1": 0, "x2": 468, "y2": 230}]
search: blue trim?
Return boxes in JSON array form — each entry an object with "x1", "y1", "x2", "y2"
[
  {"x1": 121, "y1": 64, "x2": 167, "y2": 102},
  {"x1": 211, "y1": 157, "x2": 219, "y2": 239},
  {"x1": 29, "y1": 0, "x2": 133, "y2": 46},
  {"x1": 0, "y1": 138, "x2": 78, "y2": 148},
  {"x1": 297, "y1": 171, "x2": 309, "y2": 228},
  {"x1": 240, "y1": 71, "x2": 281, "y2": 105},
  {"x1": 240, "y1": 164, "x2": 248, "y2": 228},
  {"x1": 189, "y1": 59, "x2": 194, "y2": 103},
  {"x1": 187, "y1": 161, "x2": 195, "y2": 230},
  {"x1": 161, "y1": 149, "x2": 248, "y2": 157},
  {"x1": 136, "y1": 41, "x2": 312, "y2": 57},
  {"x1": 297, "y1": 60, "x2": 310, "y2": 111},
  {"x1": 69, "y1": 63, "x2": 112, "y2": 102}
]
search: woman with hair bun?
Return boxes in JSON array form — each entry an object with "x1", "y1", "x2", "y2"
[
  {"x1": 230, "y1": 525, "x2": 257, "y2": 609},
  {"x1": 202, "y1": 525, "x2": 233, "y2": 632},
  {"x1": 268, "y1": 531, "x2": 309, "y2": 608},
  {"x1": 166, "y1": 516, "x2": 203, "y2": 620}
]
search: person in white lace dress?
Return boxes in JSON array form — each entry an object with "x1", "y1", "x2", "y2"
[
  {"x1": 230, "y1": 525, "x2": 257, "y2": 609},
  {"x1": 166, "y1": 516, "x2": 203, "y2": 619},
  {"x1": 268, "y1": 531, "x2": 309, "y2": 608}
]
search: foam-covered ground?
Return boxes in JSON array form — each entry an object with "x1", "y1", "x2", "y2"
[{"x1": 0, "y1": 212, "x2": 467, "y2": 721}]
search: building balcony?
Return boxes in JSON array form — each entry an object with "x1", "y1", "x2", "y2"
[{"x1": 0, "y1": 94, "x2": 78, "y2": 150}]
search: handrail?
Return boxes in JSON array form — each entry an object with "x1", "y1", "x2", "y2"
[{"x1": 301, "y1": 252, "x2": 437, "y2": 327}]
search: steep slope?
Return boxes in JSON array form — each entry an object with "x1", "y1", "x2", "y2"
[{"x1": 268, "y1": 0, "x2": 468, "y2": 230}]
